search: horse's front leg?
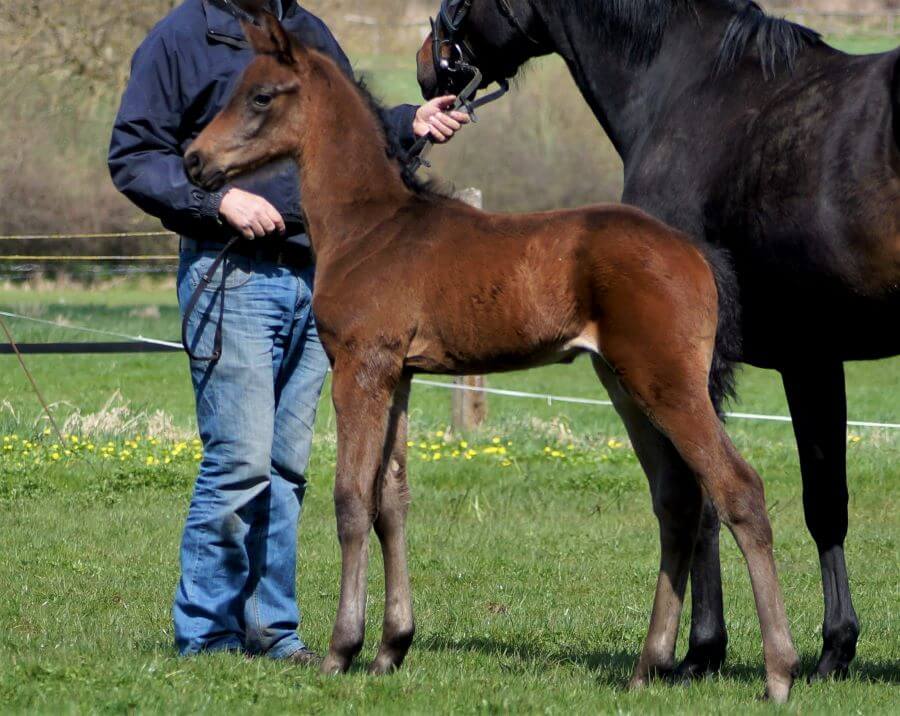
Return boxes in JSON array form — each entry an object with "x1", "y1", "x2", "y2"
[{"x1": 321, "y1": 356, "x2": 401, "y2": 675}]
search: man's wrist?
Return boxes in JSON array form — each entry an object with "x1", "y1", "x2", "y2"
[{"x1": 201, "y1": 188, "x2": 228, "y2": 223}]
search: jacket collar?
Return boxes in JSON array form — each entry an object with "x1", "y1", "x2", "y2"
[{"x1": 204, "y1": 1, "x2": 299, "y2": 45}]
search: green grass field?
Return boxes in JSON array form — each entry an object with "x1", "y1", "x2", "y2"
[{"x1": 0, "y1": 283, "x2": 897, "y2": 714}]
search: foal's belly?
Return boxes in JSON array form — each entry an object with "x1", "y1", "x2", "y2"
[{"x1": 405, "y1": 322, "x2": 599, "y2": 376}]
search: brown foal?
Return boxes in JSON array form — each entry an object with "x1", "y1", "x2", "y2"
[{"x1": 185, "y1": 12, "x2": 800, "y2": 702}]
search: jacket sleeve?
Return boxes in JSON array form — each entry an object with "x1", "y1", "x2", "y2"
[
  {"x1": 108, "y1": 32, "x2": 223, "y2": 230},
  {"x1": 315, "y1": 20, "x2": 420, "y2": 151}
]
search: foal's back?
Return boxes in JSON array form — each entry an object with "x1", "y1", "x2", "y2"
[{"x1": 317, "y1": 198, "x2": 717, "y2": 376}]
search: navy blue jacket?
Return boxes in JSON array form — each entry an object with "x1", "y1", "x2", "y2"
[{"x1": 109, "y1": 0, "x2": 419, "y2": 241}]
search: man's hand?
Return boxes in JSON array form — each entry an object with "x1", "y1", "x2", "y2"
[
  {"x1": 219, "y1": 188, "x2": 286, "y2": 240},
  {"x1": 413, "y1": 96, "x2": 471, "y2": 143}
]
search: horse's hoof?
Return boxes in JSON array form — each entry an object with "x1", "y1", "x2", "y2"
[
  {"x1": 808, "y1": 634, "x2": 856, "y2": 683},
  {"x1": 674, "y1": 642, "x2": 726, "y2": 681},
  {"x1": 808, "y1": 655, "x2": 851, "y2": 684}
]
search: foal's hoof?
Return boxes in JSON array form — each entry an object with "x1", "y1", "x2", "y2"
[
  {"x1": 627, "y1": 675, "x2": 649, "y2": 692},
  {"x1": 764, "y1": 675, "x2": 794, "y2": 705},
  {"x1": 367, "y1": 656, "x2": 401, "y2": 676},
  {"x1": 320, "y1": 654, "x2": 351, "y2": 676},
  {"x1": 674, "y1": 642, "x2": 726, "y2": 682}
]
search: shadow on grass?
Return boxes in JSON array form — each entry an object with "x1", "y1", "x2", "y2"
[
  {"x1": 420, "y1": 636, "x2": 900, "y2": 688},
  {"x1": 420, "y1": 634, "x2": 636, "y2": 687}
]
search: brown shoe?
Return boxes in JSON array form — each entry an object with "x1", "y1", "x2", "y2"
[{"x1": 288, "y1": 647, "x2": 322, "y2": 668}]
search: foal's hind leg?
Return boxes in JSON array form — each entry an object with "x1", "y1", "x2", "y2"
[
  {"x1": 614, "y1": 359, "x2": 799, "y2": 702},
  {"x1": 593, "y1": 357, "x2": 703, "y2": 686},
  {"x1": 369, "y1": 377, "x2": 416, "y2": 675},
  {"x1": 322, "y1": 355, "x2": 401, "y2": 675}
]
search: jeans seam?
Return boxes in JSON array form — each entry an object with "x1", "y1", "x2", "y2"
[{"x1": 249, "y1": 514, "x2": 265, "y2": 650}]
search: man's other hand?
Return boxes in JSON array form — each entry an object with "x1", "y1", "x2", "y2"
[
  {"x1": 219, "y1": 188, "x2": 286, "y2": 240},
  {"x1": 413, "y1": 96, "x2": 471, "y2": 143}
]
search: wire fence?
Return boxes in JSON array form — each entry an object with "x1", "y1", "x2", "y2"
[{"x1": 1, "y1": 307, "x2": 898, "y2": 431}]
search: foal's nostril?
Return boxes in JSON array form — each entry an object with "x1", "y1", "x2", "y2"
[{"x1": 184, "y1": 150, "x2": 203, "y2": 180}]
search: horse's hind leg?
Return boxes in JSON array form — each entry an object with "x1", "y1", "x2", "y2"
[
  {"x1": 612, "y1": 354, "x2": 799, "y2": 702},
  {"x1": 782, "y1": 363, "x2": 859, "y2": 681},
  {"x1": 677, "y1": 499, "x2": 728, "y2": 680},
  {"x1": 322, "y1": 355, "x2": 401, "y2": 675},
  {"x1": 369, "y1": 376, "x2": 415, "y2": 675},
  {"x1": 593, "y1": 357, "x2": 702, "y2": 686}
]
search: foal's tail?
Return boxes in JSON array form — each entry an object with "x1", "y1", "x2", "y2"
[{"x1": 701, "y1": 244, "x2": 742, "y2": 416}]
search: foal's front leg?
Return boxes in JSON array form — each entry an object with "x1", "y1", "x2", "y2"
[
  {"x1": 322, "y1": 359, "x2": 400, "y2": 675},
  {"x1": 369, "y1": 377, "x2": 415, "y2": 675}
]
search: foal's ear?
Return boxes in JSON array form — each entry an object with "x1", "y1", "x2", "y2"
[{"x1": 241, "y1": 12, "x2": 297, "y2": 66}]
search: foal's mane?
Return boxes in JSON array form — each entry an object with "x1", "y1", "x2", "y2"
[
  {"x1": 568, "y1": 0, "x2": 821, "y2": 77},
  {"x1": 353, "y1": 78, "x2": 441, "y2": 197}
]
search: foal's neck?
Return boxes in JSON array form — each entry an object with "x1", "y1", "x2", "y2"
[{"x1": 295, "y1": 55, "x2": 412, "y2": 259}]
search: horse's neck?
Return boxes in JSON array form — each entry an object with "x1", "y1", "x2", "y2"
[
  {"x1": 296, "y1": 68, "x2": 411, "y2": 259},
  {"x1": 537, "y1": 0, "x2": 747, "y2": 163}
]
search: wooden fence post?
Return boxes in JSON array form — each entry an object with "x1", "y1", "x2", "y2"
[{"x1": 451, "y1": 188, "x2": 487, "y2": 432}]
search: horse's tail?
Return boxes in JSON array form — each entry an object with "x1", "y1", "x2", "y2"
[
  {"x1": 701, "y1": 244, "x2": 743, "y2": 416},
  {"x1": 891, "y1": 51, "x2": 900, "y2": 150}
]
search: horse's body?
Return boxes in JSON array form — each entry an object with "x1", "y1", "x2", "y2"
[
  {"x1": 417, "y1": 0, "x2": 900, "y2": 680},
  {"x1": 188, "y1": 12, "x2": 800, "y2": 701}
]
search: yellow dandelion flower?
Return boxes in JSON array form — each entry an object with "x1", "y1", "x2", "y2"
[
  {"x1": 407, "y1": 441, "x2": 415, "y2": 448},
  {"x1": 433, "y1": 452, "x2": 442, "y2": 461},
  {"x1": 193, "y1": 453, "x2": 202, "y2": 461},
  {"x1": 551, "y1": 450, "x2": 564, "y2": 458},
  {"x1": 51, "y1": 452, "x2": 60, "y2": 461},
  {"x1": 43, "y1": 428, "x2": 52, "y2": 436},
  {"x1": 459, "y1": 440, "x2": 469, "y2": 449},
  {"x1": 501, "y1": 460, "x2": 513, "y2": 467},
  {"x1": 492, "y1": 437, "x2": 501, "y2": 444}
]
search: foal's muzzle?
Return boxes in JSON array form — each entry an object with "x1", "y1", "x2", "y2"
[{"x1": 184, "y1": 148, "x2": 226, "y2": 191}]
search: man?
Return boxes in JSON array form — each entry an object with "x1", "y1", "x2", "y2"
[{"x1": 109, "y1": 0, "x2": 468, "y2": 663}]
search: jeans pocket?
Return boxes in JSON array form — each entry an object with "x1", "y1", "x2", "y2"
[{"x1": 186, "y1": 251, "x2": 253, "y2": 291}]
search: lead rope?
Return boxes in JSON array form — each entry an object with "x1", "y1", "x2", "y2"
[
  {"x1": 181, "y1": 236, "x2": 242, "y2": 363},
  {"x1": 0, "y1": 314, "x2": 68, "y2": 447}
]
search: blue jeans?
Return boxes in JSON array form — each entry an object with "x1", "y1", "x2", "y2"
[{"x1": 173, "y1": 244, "x2": 329, "y2": 658}]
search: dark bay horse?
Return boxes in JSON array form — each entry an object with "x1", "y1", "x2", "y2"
[
  {"x1": 416, "y1": 0, "x2": 900, "y2": 681},
  {"x1": 186, "y1": 11, "x2": 800, "y2": 701}
]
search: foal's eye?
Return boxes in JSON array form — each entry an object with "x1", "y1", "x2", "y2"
[{"x1": 253, "y1": 93, "x2": 273, "y2": 109}]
